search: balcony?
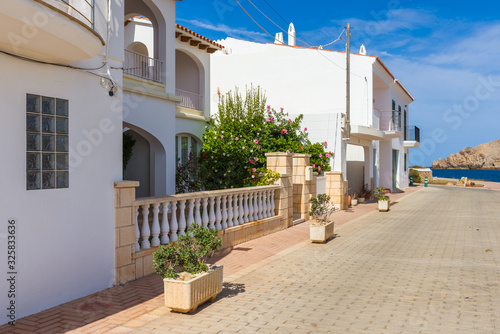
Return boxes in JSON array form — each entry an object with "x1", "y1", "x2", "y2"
[
  {"x1": 404, "y1": 125, "x2": 420, "y2": 148},
  {"x1": 378, "y1": 110, "x2": 403, "y2": 139},
  {"x1": 176, "y1": 89, "x2": 203, "y2": 111},
  {"x1": 124, "y1": 49, "x2": 164, "y2": 84},
  {"x1": 0, "y1": 0, "x2": 104, "y2": 62}
]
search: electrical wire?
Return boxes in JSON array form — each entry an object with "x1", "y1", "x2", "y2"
[{"x1": 234, "y1": 0, "x2": 277, "y2": 41}]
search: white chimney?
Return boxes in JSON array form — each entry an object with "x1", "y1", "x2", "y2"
[
  {"x1": 275, "y1": 32, "x2": 284, "y2": 44},
  {"x1": 288, "y1": 23, "x2": 296, "y2": 46},
  {"x1": 359, "y1": 44, "x2": 367, "y2": 55}
]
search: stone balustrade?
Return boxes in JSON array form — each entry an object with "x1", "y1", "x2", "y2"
[{"x1": 132, "y1": 185, "x2": 279, "y2": 251}]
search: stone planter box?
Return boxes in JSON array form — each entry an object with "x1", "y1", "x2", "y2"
[
  {"x1": 163, "y1": 265, "x2": 223, "y2": 313},
  {"x1": 310, "y1": 221, "x2": 334, "y2": 243},
  {"x1": 378, "y1": 200, "x2": 390, "y2": 212},
  {"x1": 358, "y1": 197, "x2": 365, "y2": 203}
]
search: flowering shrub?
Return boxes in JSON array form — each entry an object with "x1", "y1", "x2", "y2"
[{"x1": 199, "y1": 86, "x2": 333, "y2": 190}]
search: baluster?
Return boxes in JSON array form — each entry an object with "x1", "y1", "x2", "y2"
[
  {"x1": 209, "y1": 197, "x2": 216, "y2": 229},
  {"x1": 215, "y1": 196, "x2": 222, "y2": 230},
  {"x1": 178, "y1": 200, "x2": 187, "y2": 235},
  {"x1": 257, "y1": 192, "x2": 263, "y2": 220},
  {"x1": 160, "y1": 201, "x2": 170, "y2": 244},
  {"x1": 134, "y1": 207, "x2": 140, "y2": 251},
  {"x1": 253, "y1": 192, "x2": 260, "y2": 220},
  {"x1": 194, "y1": 198, "x2": 202, "y2": 226},
  {"x1": 187, "y1": 199, "x2": 195, "y2": 235},
  {"x1": 170, "y1": 200, "x2": 178, "y2": 242},
  {"x1": 264, "y1": 190, "x2": 271, "y2": 218},
  {"x1": 243, "y1": 193, "x2": 249, "y2": 223},
  {"x1": 238, "y1": 193, "x2": 245, "y2": 225},
  {"x1": 221, "y1": 195, "x2": 228, "y2": 229},
  {"x1": 270, "y1": 190, "x2": 276, "y2": 216},
  {"x1": 248, "y1": 192, "x2": 255, "y2": 222},
  {"x1": 202, "y1": 198, "x2": 209, "y2": 228},
  {"x1": 268, "y1": 190, "x2": 273, "y2": 217},
  {"x1": 140, "y1": 204, "x2": 151, "y2": 249},
  {"x1": 261, "y1": 191, "x2": 268, "y2": 219},
  {"x1": 233, "y1": 193, "x2": 240, "y2": 226},
  {"x1": 227, "y1": 194, "x2": 234, "y2": 227},
  {"x1": 151, "y1": 203, "x2": 161, "y2": 246}
]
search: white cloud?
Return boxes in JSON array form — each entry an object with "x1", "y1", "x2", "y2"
[{"x1": 177, "y1": 18, "x2": 270, "y2": 43}]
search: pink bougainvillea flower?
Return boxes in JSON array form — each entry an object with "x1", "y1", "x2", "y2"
[
  {"x1": 321, "y1": 161, "x2": 324, "y2": 165},
  {"x1": 289, "y1": 119, "x2": 292, "y2": 123},
  {"x1": 267, "y1": 105, "x2": 271, "y2": 109},
  {"x1": 326, "y1": 153, "x2": 330, "y2": 158},
  {"x1": 250, "y1": 159, "x2": 254, "y2": 164},
  {"x1": 301, "y1": 146, "x2": 304, "y2": 149},
  {"x1": 259, "y1": 172, "x2": 263, "y2": 175},
  {"x1": 254, "y1": 139, "x2": 259, "y2": 144},
  {"x1": 312, "y1": 164, "x2": 316, "y2": 168},
  {"x1": 304, "y1": 127, "x2": 308, "y2": 131},
  {"x1": 253, "y1": 168, "x2": 257, "y2": 172},
  {"x1": 255, "y1": 157, "x2": 259, "y2": 161},
  {"x1": 286, "y1": 150, "x2": 290, "y2": 153},
  {"x1": 235, "y1": 137, "x2": 239, "y2": 141},
  {"x1": 271, "y1": 117, "x2": 275, "y2": 121},
  {"x1": 324, "y1": 141, "x2": 328, "y2": 146},
  {"x1": 286, "y1": 112, "x2": 289, "y2": 116},
  {"x1": 266, "y1": 118, "x2": 271, "y2": 122},
  {"x1": 280, "y1": 107, "x2": 284, "y2": 111},
  {"x1": 318, "y1": 166, "x2": 321, "y2": 171},
  {"x1": 319, "y1": 153, "x2": 322, "y2": 158},
  {"x1": 221, "y1": 135, "x2": 224, "y2": 138},
  {"x1": 258, "y1": 145, "x2": 261, "y2": 149},
  {"x1": 281, "y1": 129, "x2": 287, "y2": 134}
]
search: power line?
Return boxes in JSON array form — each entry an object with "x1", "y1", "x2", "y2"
[{"x1": 234, "y1": 0, "x2": 277, "y2": 41}]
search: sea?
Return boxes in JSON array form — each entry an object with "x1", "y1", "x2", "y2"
[{"x1": 431, "y1": 169, "x2": 500, "y2": 183}]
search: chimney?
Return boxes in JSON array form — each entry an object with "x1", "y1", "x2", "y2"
[
  {"x1": 275, "y1": 32, "x2": 284, "y2": 44},
  {"x1": 288, "y1": 23, "x2": 296, "y2": 46},
  {"x1": 359, "y1": 44, "x2": 367, "y2": 55}
]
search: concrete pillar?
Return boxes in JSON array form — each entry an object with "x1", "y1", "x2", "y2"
[
  {"x1": 325, "y1": 171, "x2": 348, "y2": 210},
  {"x1": 292, "y1": 154, "x2": 315, "y2": 220},
  {"x1": 114, "y1": 181, "x2": 139, "y2": 285},
  {"x1": 266, "y1": 152, "x2": 293, "y2": 227}
]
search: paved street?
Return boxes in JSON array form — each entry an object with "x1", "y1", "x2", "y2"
[{"x1": 129, "y1": 186, "x2": 500, "y2": 333}]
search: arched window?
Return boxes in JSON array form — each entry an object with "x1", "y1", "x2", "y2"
[{"x1": 175, "y1": 135, "x2": 200, "y2": 165}]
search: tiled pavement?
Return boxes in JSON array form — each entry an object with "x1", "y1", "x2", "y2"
[{"x1": 4, "y1": 184, "x2": 500, "y2": 333}]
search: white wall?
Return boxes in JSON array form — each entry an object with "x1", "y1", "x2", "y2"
[{"x1": 124, "y1": 18, "x2": 155, "y2": 57}]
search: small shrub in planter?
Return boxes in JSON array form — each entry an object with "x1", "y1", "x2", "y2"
[
  {"x1": 153, "y1": 224, "x2": 223, "y2": 313},
  {"x1": 308, "y1": 194, "x2": 337, "y2": 242},
  {"x1": 374, "y1": 187, "x2": 390, "y2": 212}
]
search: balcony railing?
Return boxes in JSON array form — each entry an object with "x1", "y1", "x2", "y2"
[
  {"x1": 124, "y1": 49, "x2": 164, "y2": 83},
  {"x1": 176, "y1": 89, "x2": 203, "y2": 111},
  {"x1": 407, "y1": 125, "x2": 420, "y2": 142},
  {"x1": 378, "y1": 110, "x2": 402, "y2": 132},
  {"x1": 43, "y1": 0, "x2": 95, "y2": 29}
]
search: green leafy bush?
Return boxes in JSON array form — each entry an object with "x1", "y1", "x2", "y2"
[
  {"x1": 309, "y1": 194, "x2": 337, "y2": 223},
  {"x1": 153, "y1": 224, "x2": 222, "y2": 279},
  {"x1": 176, "y1": 152, "x2": 203, "y2": 194},
  {"x1": 199, "y1": 86, "x2": 333, "y2": 190},
  {"x1": 374, "y1": 187, "x2": 389, "y2": 201},
  {"x1": 409, "y1": 169, "x2": 421, "y2": 183}
]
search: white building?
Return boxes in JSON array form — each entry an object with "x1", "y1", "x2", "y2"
[
  {"x1": 0, "y1": 0, "x2": 123, "y2": 324},
  {"x1": 211, "y1": 30, "x2": 420, "y2": 195},
  {"x1": 123, "y1": 15, "x2": 222, "y2": 197}
]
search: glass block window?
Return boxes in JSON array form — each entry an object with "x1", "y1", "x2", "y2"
[{"x1": 26, "y1": 94, "x2": 69, "y2": 190}]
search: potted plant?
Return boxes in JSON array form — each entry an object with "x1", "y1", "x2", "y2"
[
  {"x1": 374, "y1": 186, "x2": 390, "y2": 212},
  {"x1": 359, "y1": 184, "x2": 371, "y2": 203},
  {"x1": 308, "y1": 194, "x2": 337, "y2": 243},
  {"x1": 153, "y1": 224, "x2": 222, "y2": 313},
  {"x1": 351, "y1": 192, "x2": 359, "y2": 206}
]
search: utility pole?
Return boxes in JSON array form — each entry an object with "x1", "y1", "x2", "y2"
[{"x1": 345, "y1": 23, "x2": 351, "y2": 140}]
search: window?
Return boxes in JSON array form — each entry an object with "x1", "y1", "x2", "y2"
[
  {"x1": 26, "y1": 94, "x2": 69, "y2": 190},
  {"x1": 176, "y1": 135, "x2": 200, "y2": 165},
  {"x1": 391, "y1": 100, "x2": 396, "y2": 129},
  {"x1": 404, "y1": 153, "x2": 407, "y2": 172},
  {"x1": 398, "y1": 105, "x2": 402, "y2": 129}
]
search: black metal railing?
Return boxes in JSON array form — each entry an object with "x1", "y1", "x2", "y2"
[{"x1": 408, "y1": 125, "x2": 420, "y2": 142}]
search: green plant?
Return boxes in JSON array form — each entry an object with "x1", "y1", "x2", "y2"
[
  {"x1": 309, "y1": 194, "x2": 337, "y2": 223},
  {"x1": 244, "y1": 169, "x2": 280, "y2": 186},
  {"x1": 123, "y1": 132, "x2": 136, "y2": 172},
  {"x1": 409, "y1": 169, "x2": 421, "y2": 183},
  {"x1": 153, "y1": 224, "x2": 222, "y2": 279},
  {"x1": 360, "y1": 183, "x2": 371, "y2": 198},
  {"x1": 374, "y1": 187, "x2": 389, "y2": 201},
  {"x1": 198, "y1": 86, "x2": 332, "y2": 190}
]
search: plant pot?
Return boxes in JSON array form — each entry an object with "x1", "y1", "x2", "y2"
[
  {"x1": 378, "y1": 200, "x2": 390, "y2": 212},
  {"x1": 358, "y1": 197, "x2": 365, "y2": 203},
  {"x1": 351, "y1": 198, "x2": 358, "y2": 206},
  {"x1": 163, "y1": 265, "x2": 223, "y2": 313},
  {"x1": 310, "y1": 221, "x2": 334, "y2": 243}
]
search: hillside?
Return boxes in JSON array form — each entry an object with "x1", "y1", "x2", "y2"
[{"x1": 432, "y1": 139, "x2": 500, "y2": 169}]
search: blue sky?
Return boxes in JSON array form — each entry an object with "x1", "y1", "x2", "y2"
[{"x1": 176, "y1": 0, "x2": 500, "y2": 166}]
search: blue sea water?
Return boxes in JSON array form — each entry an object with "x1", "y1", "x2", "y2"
[{"x1": 431, "y1": 169, "x2": 500, "y2": 183}]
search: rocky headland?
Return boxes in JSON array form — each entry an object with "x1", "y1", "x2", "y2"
[{"x1": 432, "y1": 139, "x2": 500, "y2": 169}]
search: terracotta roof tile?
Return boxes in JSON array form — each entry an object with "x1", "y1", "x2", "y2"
[{"x1": 176, "y1": 24, "x2": 224, "y2": 49}]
